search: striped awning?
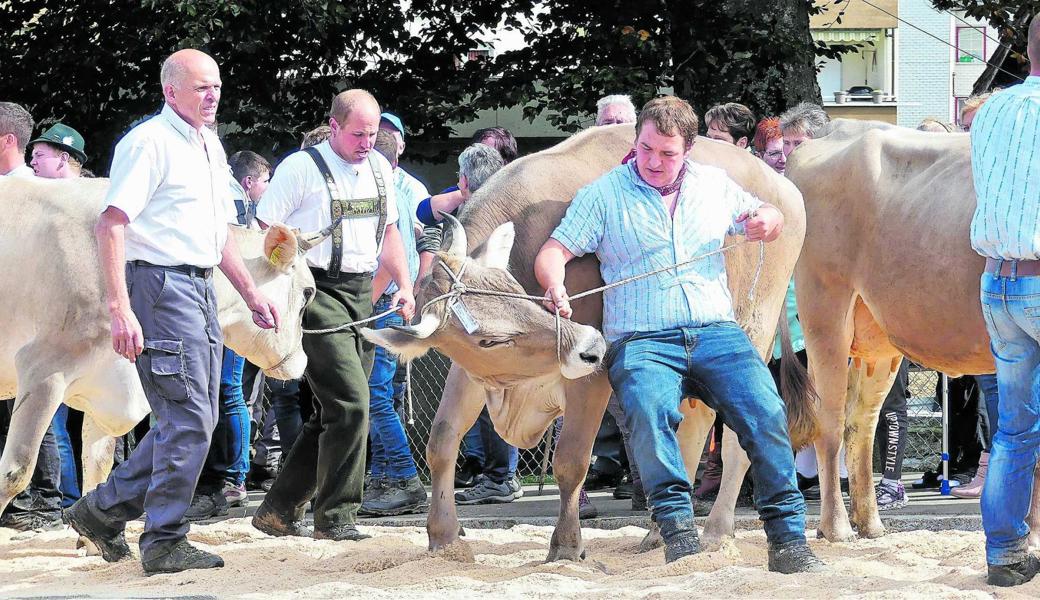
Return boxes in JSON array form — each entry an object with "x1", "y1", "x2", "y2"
[{"x1": 812, "y1": 29, "x2": 881, "y2": 44}]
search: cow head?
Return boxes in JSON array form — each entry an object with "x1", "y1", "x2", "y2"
[
  {"x1": 215, "y1": 224, "x2": 320, "y2": 381},
  {"x1": 362, "y1": 215, "x2": 607, "y2": 390}
]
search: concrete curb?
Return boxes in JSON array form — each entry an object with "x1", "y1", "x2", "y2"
[{"x1": 366, "y1": 513, "x2": 984, "y2": 532}]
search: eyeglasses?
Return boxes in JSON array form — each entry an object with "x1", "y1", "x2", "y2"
[{"x1": 764, "y1": 150, "x2": 784, "y2": 160}]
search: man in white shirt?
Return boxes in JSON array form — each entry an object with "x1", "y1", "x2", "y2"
[
  {"x1": 67, "y1": 49, "x2": 279, "y2": 576},
  {"x1": 0, "y1": 102, "x2": 35, "y2": 178},
  {"x1": 252, "y1": 89, "x2": 415, "y2": 542},
  {"x1": 969, "y1": 14, "x2": 1040, "y2": 588}
]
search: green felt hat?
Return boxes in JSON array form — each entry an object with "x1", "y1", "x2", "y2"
[{"x1": 30, "y1": 123, "x2": 87, "y2": 163}]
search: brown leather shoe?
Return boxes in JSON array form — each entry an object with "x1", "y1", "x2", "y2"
[{"x1": 251, "y1": 501, "x2": 312, "y2": 537}]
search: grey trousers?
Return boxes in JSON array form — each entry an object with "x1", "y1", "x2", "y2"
[{"x1": 92, "y1": 263, "x2": 222, "y2": 555}]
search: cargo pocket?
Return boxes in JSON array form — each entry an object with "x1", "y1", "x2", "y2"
[{"x1": 144, "y1": 339, "x2": 191, "y2": 403}]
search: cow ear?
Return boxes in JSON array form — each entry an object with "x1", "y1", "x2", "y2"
[
  {"x1": 475, "y1": 221, "x2": 515, "y2": 270},
  {"x1": 263, "y1": 224, "x2": 298, "y2": 273},
  {"x1": 360, "y1": 327, "x2": 432, "y2": 361}
]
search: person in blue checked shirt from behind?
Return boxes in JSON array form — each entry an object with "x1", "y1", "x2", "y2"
[{"x1": 534, "y1": 95, "x2": 822, "y2": 572}]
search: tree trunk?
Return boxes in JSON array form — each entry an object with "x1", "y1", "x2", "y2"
[{"x1": 668, "y1": 0, "x2": 822, "y2": 120}]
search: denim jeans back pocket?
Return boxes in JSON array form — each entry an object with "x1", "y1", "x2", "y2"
[{"x1": 144, "y1": 339, "x2": 191, "y2": 403}]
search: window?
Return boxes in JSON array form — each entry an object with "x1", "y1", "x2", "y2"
[
  {"x1": 956, "y1": 27, "x2": 985, "y2": 63},
  {"x1": 467, "y1": 49, "x2": 491, "y2": 62}
]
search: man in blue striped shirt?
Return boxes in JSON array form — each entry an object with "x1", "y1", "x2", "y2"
[
  {"x1": 535, "y1": 96, "x2": 821, "y2": 572},
  {"x1": 969, "y1": 15, "x2": 1040, "y2": 588}
]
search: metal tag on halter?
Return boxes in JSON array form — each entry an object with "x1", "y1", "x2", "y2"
[{"x1": 450, "y1": 299, "x2": 480, "y2": 334}]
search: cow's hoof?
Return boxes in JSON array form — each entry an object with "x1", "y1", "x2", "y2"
[
  {"x1": 430, "y1": 538, "x2": 475, "y2": 563},
  {"x1": 547, "y1": 544, "x2": 585, "y2": 562},
  {"x1": 637, "y1": 528, "x2": 664, "y2": 553},
  {"x1": 699, "y1": 532, "x2": 731, "y2": 552},
  {"x1": 1029, "y1": 531, "x2": 1040, "y2": 551},
  {"x1": 816, "y1": 525, "x2": 856, "y2": 543},
  {"x1": 856, "y1": 522, "x2": 886, "y2": 539},
  {"x1": 77, "y1": 536, "x2": 101, "y2": 556}
]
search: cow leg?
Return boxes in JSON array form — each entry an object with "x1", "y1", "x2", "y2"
[
  {"x1": 80, "y1": 412, "x2": 117, "y2": 494},
  {"x1": 548, "y1": 373, "x2": 611, "y2": 562},
  {"x1": 426, "y1": 364, "x2": 485, "y2": 552},
  {"x1": 75, "y1": 412, "x2": 117, "y2": 555},
  {"x1": 702, "y1": 426, "x2": 751, "y2": 547},
  {"x1": 799, "y1": 285, "x2": 857, "y2": 543},
  {"x1": 845, "y1": 358, "x2": 899, "y2": 538},
  {"x1": 0, "y1": 372, "x2": 67, "y2": 516}
]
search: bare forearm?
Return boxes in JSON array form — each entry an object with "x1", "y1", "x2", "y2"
[
  {"x1": 429, "y1": 190, "x2": 465, "y2": 221},
  {"x1": 379, "y1": 226, "x2": 413, "y2": 294},
  {"x1": 535, "y1": 239, "x2": 573, "y2": 291},
  {"x1": 371, "y1": 268, "x2": 392, "y2": 303},
  {"x1": 96, "y1": 211, "x2": 131, "y2": 313}
]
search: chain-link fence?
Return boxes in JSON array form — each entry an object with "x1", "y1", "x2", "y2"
[
  {"x1": 403, "y1": 350, "x2": 553, "y2": 483},
  {"x1": 402, "y1": 354, "x2": 948, "y2": 483}
]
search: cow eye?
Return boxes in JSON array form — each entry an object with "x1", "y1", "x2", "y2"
[
  {"x1": 302, "y1": 287, "x2": 316, "y2": 305},
  {"x1": 478, "y1": 338, "x2": 514, "y2": 349}
]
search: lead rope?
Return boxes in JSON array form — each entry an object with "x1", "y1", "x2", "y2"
[{"x1": 303, "y1": 240, "x2": 766, "y2": 366}]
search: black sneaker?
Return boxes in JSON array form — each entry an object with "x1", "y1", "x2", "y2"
[
  {"x1": 0, "y1": 510, "x2": 63, "y2": 532},
  {"x1": 359, "y1": 477, "x2": 428, "y2": 517},
  {"x1": 142, "y1": 539, "x2": 223, "y2": 575},
  {"x1": 66, "y1": 496, "x2": 132, "y2": 563},
  {"x1": 768, "y1": 540, "x2": 826, "y2": 573},
  {"x1": 663, "y1": 529, "x2": 701, "y2": 563},
  {"x1": 362, "y1": 476, "x2": 388, "y2": 505},
  {"x1": 313, "y1": 524, "x2": 371, "y2": 541},
  {"x1": 454, "y1": 477, "x2": 515, "y2": 505},
  {"x1": 987, "y1": 555, "x2": 1040, "y2": 587},
  {"x1": 613, "y1": 475, "x2": 634, "y2": 500},
  {"x1": 185, "y1": 491, "x2": 228, "y2": 522}
]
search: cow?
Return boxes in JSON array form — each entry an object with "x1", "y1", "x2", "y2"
[
  {"x1": 786, "y1": 118, "x2": 1040, "y2": 544},
  {"x1": 363, "y1": 124, "x2": 817, "y2": 560},
  {"x1": 0, "y1": 176, "x2": 322, "y2": 519}
]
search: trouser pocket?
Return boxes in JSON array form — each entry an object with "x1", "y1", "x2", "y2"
[{"x1": 144, "y1": 339, "x2": 191, "y2": 403}]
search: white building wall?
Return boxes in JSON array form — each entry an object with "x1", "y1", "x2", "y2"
[{"x1": 898, "y1": 0, "x2": 954, "y2": 127}]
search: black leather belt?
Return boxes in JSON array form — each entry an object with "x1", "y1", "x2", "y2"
[
  {"x1": 309, "y1": 267, "x2": 371, "y2": 280},
  {"x1": 131, "y1": 260, "x2": 212, "y2": 278}
]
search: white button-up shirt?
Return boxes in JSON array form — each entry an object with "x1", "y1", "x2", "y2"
[
  {"x1": 552, "y1": 160, "x2": 762, "y2": 342},
  {"x1": 970, "y1": 76, "x2": 1040, "y2": 260},
  {"x1": 105, "y1": 104, "x2": 235, "y2": 268},
  {"x1": 257, "y1": 141, "x2": 398, "y2": 273},
  {"x1": 3, "y1": 164, "x2": 35, "y2": 178}
]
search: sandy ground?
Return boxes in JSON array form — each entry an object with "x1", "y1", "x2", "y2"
[{"x1": 1, "y1": 520, "x2": 1035, "y2": 599}]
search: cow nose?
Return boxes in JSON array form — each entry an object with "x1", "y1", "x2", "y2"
[{"x1": 579, "y1": 351, "x2": 601, "y2": 364}]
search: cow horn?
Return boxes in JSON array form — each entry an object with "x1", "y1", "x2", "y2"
[
  {"x1": 440, "y1": 212, "x2": 468, "y2": 259},
  {"x1": 297, "y1": 216, "x2": 346, "y2": 252},
  {"x1": 390, "y1": 313, "x2": 442, "y2": 339}
]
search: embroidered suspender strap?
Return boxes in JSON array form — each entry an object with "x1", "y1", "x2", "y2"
[
  {"x1": 304, "y1": 146, "x2": 345, "y2": 279},
  {"x1": 369, "y1": 156, "x2": 388, "y2": 250}
]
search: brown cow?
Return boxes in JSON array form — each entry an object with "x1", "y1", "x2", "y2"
[
  {"x1": 787, "y1": 119, "x2": 1040, "y2": 544},
  {"x1": 364, "y1": 124, "x2": 815, "y2": 560}
]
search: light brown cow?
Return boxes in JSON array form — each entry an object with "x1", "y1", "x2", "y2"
[
  {"x1": 0, "y1": 176, "x2": 322, "y2": 519},
  {"x1": 787, "y1": 119, "x2": 1040, "y2": 544},
  {"x1": 364, "y1": 124, "x2": 816, "y2": 559}
]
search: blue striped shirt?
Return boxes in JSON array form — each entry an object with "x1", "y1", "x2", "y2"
[
  {"x1": 552, "y1": 160, "x2": 762, "y2": 342},
  {"x1": 382, "y1": 167, "x2": 428, "y2": 295},
  {"x1": 970, "y1": 76, "x2": 1040, "y2": 260}
]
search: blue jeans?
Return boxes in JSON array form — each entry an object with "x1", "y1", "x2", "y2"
[
  {"x1": 975, "y1": 374, "x2": 1000, "y2": 449},
  {"x1": 52, "y1": 404, "x2": 81, "y2": 507},
  {"x1": 606, "y1": 323, "x2": 806, "y2": 546},
  {"x1": 368, "y1": 296, "x2": 418, "y2": 480},
  {"x1": 979, "y1": 272, "x2": 1040, "y2": 566}
]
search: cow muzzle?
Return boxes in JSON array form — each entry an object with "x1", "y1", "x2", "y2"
[{"x1": 560, "y1": 325, "x2": 607, "y2": 379}]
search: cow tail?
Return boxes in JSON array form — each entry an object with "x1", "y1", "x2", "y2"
[{"x1": 778, "y1": 312, "x2": 820, "y2": 450}]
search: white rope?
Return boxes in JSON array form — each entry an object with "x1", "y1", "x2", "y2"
[{"x1": 303, "y1": 240, "x2": 767, "y2": 366}]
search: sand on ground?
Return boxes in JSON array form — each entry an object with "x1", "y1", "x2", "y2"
[{"x1": 0, "y1": 520, "x2": 1035, "y2": 599}]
